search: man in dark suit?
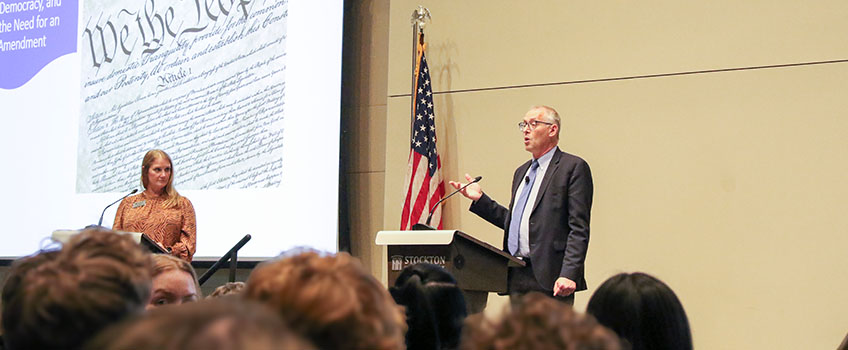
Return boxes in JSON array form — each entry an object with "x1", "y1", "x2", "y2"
[{"x1": 449, "y1": 105, "x2": 593, "y2": 303}]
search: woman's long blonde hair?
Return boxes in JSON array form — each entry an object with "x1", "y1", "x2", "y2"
[{"x1": 140, "y1": 149, "x2": 181, "y2": 209}]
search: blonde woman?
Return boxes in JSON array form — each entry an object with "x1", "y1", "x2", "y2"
[
  {"x1": 147, "y1": 254, "x2": 202, "y2": 309},
  {"x1": 114, "y1": 149, "x2": 197, "y2": 261}
]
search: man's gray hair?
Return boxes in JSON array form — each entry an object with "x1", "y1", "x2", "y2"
[{"x1": 529, "y1": 105, "x2": 561, "y2": 136}]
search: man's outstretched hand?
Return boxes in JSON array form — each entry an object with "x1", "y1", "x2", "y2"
[{"x1": 448, "y1": 173, "x2": 483, "y2": 201}]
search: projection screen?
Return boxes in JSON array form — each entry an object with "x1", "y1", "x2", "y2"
[{"x1": 0, "y1": 0, "x2": 343, "y2": 258}]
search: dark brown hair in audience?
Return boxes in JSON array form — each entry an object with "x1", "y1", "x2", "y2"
[
  {"x1": 244, "y1": 250, "x2": 406, "y2": 350},
  {"x1": 207, "y1": 282, "x2": 246, "y2": 298},
  {"x1": 838, "y1": 331, "x2": 848, "y2": 350},
  {"x1": 461, "y1": 292, "x2": 621, "y2": 350},
  {"x1": 389, "y1": 263, "x2": 467, "y2": 350},
  {"x1": 84, "y1": 298, "x2": 311, "y2": 350},
  {"x1": 1, "y1": 228, "x2": 152, "y2": 350},
  {"x1": 586, "y1": 272, "x2": 693, "y2": 350},
  {"x1": 1, "y1": 250, "x2": 61, "y2": 350}
]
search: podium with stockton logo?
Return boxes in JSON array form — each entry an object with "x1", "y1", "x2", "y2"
[{"x1": 375, "y1": 230, "x2": 525, "y2": 313}]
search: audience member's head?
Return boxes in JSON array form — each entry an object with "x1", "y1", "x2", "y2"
[
  {"x1": 1, "y1": 250, "x2": 60, "y2": 350},
  {"x1": 148, "y1": 254, "x2": 201, "y2": 309},
  {"x1": 85, "y1": 298, "x2": 312, "y2": 350},
  {"x1": 1, "y1": 228, "x2": 152, "y2": 350},
  {"x1": 586, "y1": 272, "x2": 692, "y2": 350},
  {"x1": 207, "y1": 282, "x2": 246, "y2": 298},
  {"x1": 461, "y1": 292, "x2": 620, "y2": 350},
  {"x1": 838, "y1": 331, "x2": 848, "y2": 350},
  {"x1": 390, "y1": 263, "x2": 467, "y2": 350},
  {"x1": 245, "y1": 250, "x2": 406, "y2": 350}
]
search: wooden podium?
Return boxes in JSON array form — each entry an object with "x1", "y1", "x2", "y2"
[{"x1": 375, "y1": 230, "x2": 524, "y2": 313}]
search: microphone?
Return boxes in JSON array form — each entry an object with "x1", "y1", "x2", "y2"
[
  {"x1": 97, "y1": 189, "x2": 138, "y2": 227},
  {"x1": 414, "y1": 176, "x2": 482, "y2": 230}
]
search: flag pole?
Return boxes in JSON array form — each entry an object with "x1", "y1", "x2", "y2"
[
  {"x1": 410, "y1": 6, "x2": 430, "y2": 134},
  {"x1": 401, "y1": 6, "x2": 444, "y2": 231}
]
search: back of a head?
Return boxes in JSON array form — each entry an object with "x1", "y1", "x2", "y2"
[
  {"x1": 390, "y1": 263, "x2": 467, "y2": 350},
  {"x1": 244, "y1": 250, "x2": 406, "y2": 350},
  {"x1": 85, "y1": 298, "x2": 310, "y2": 350},
  {"x1": 838, "y1": 332, "x2": 848, "y2": 350},
  {"x1": 461, "y1": 292, "x2": 620, "y2": 350},
  {"x1": 208, "y1": 282, "x2": 246, "y2": 298},
  {"x1": 1, "y1": 250, "x2": 60, "y2": 350},
  {"x1": 1, "y1": 228, "x2": 152, "y2": 350},
  {"x1": 586, "y1": 272, "x2": 693, "y2": 350}
]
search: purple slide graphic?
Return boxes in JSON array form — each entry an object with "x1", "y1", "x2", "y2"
[{"x1": 0, "y1": 0, "x2": 78, "y2": 90}]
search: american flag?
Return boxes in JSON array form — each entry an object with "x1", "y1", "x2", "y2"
[{"x1": 400, "y1": 45, "x2": 445, "y2": 230}]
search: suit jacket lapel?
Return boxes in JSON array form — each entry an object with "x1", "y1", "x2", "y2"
[
  {"x1": 510, "y1": 160, "x2": 532, "y2": 210},
  {"x1": 531, "y1": 148, "x2": 562, "y2": 214}
]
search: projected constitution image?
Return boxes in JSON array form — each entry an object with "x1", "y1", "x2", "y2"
[{"x1": 77, "y1": 0, "x2": 288, "y2": 193}]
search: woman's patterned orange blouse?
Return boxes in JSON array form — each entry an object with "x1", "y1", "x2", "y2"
[{"x1": 113, "y1": 192, "x2": 196, "y2": 261}]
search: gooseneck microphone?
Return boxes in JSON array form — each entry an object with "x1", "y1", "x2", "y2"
[
  {"x1": 414, "y1": 176, "x2": 483, "y2": 230},
  {"x1": 97, "y1": 189, "x2": 138, "y2": 226}
]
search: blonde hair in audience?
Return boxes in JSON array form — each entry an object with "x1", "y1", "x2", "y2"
[{"x1": 151, "y1": 253, "x2": 202, "y2": 298}]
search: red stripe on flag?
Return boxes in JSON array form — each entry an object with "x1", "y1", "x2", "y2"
[
  {"x1": 410, "y1": 170, "x2": 431, "y2": 226},
  {"x1": 400, "y1": 151, "x2": 422, "y2": 230}
]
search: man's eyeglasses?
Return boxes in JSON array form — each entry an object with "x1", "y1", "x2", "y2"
[{"x1": 518, "y1": 120, "x2": 553, "y2": 131}]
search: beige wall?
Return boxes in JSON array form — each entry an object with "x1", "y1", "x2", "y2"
[
  {"x1": 345, "y1": 1, "x2": 848, "y2": 349},
  {"x1": 342, "y1": 0, "x2": 391, "y2": 278}
]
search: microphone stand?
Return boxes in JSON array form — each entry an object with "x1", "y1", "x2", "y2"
[
  {"x1": 413, "y1": 176, "x2": 482, "y2": 230},
  {"x1": 97, "y1": 189, "x2": 138, "y2": 227}
]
